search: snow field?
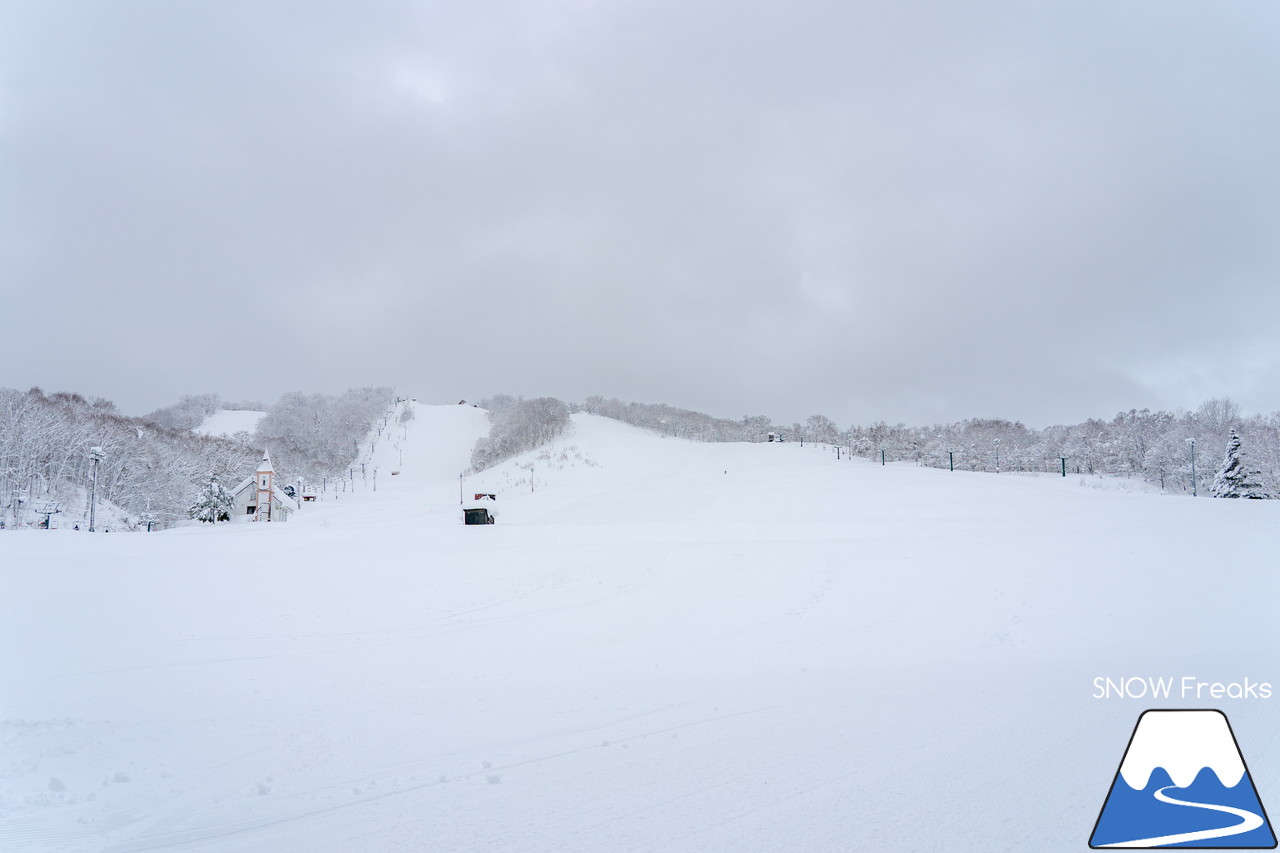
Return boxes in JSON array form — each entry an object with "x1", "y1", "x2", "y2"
[
  {"x1": 3, "y1": 404, "x2": 1280, "y2": 851},
  {"x1": 192, "y1": 411, "x2": 267, "y2": 439}
]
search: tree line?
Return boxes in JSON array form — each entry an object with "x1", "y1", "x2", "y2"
[
  {"x1": 469, "y1": 395, "x2": 572, "y2": 472},
  {"x1": 576, "y1": 396, "x2": 773, "y2": 443},
  {"x1": 830, "y1": 398, "x2": 1276, "y2": 496}
]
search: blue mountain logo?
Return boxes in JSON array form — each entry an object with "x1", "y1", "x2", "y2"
[{"x1": 1091, "y1": 709, "x2": 1276, "y2": 848}]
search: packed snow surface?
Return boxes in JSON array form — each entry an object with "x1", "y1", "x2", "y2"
[
  {"x1": 192, "y1": 410, "x2": 266, "y2": 438},
  {"x1": 3, "y1": 402, "x2": 1279, "y2": 851}
]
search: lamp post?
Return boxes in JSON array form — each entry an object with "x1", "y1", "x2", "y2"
[
  {"x1": 88, "y1": 446, "x2": 104, "y2": 532},
  {"x1": 994, "y1": 438, "x2": 1000, "y2": 474},
  {"x1": 1188, "y1": 438, "x2": 1197, "y2": 497}
]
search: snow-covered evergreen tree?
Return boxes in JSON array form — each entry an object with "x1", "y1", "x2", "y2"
[
  {"x1": 189, "y1": 474, "x2": 236, "y2": 522},
  {"x1": 1212, "y1": 430, "x2": 1271, "y2": 499}
]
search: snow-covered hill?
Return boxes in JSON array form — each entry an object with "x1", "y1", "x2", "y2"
[
  {"x1": 3, "y1": 402, "x2": 1278, "y2": 852},
  {"x1": 193, "y1": 409, "x2": 266, "y2": 438}
]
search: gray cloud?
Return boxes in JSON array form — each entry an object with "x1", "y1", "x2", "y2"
[{"x1": 3, "y1": 1, "x2": 1279, "y2": 427}]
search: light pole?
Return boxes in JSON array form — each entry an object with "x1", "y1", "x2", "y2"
[
  {"x1": 994, "y1": 438, "x2": 1000, "y2": 474},
  {"x1": 1188, "y1": 438, "x2": 1197, "y2": 497},
  {"x1": 88, "y1": 446, "x2": 104, "y2": 532}
]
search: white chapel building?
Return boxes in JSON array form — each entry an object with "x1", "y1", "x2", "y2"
[{"x1": 231, "y1": 450, "x2": 298, "y2": 522}]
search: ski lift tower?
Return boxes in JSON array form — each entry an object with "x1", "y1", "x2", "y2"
[{"x1": 35, "y1": 500, "x2": 63, "y2": 529}]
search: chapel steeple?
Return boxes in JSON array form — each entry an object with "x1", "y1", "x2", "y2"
[{"x1": 254, "y1": 450, "x2": 275, "y2": 521}]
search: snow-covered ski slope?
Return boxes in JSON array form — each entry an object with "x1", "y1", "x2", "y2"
[
  {"x1": 192, "y1": 410, "x2": 266, "y2": 438},
  {"x1": 3, "y1": 402, "x2": 1279, "y2": 852}
]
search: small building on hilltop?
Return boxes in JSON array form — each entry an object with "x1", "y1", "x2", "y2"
[{"x1": 231, "y1": 450, "x2": 298, "y2": 522}]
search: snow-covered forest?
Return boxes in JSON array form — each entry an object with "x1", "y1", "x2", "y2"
[
  {"x1": 835, "y1": 398, "x2": 1279, "y2": 497},
  {"x1": 0, "y1": 386, "x2": 393, "y2": 530},
  {"x1": 469, "y1": 396, "x2": 572, "y2": 472},
  {"x1": 0, "y1": 388, "x2": 258, "y2": 530},
  {"x1": 252, "y1": 387, "x2": 394, "y2": 480}
]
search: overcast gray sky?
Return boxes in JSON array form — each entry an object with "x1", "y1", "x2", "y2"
[{"x1": 3, "y1": 1, "x2": 1279, "y2": 427}]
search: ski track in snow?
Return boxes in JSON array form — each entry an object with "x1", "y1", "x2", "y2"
[{"x1": 3, "y1": 402, "x2": 1280, "y2": 851}]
